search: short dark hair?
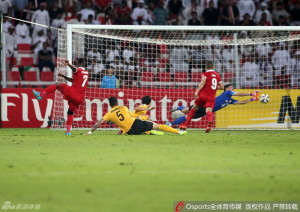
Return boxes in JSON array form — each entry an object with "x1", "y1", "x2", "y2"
[
  {"x1": 142, "y1": 96, "x2": 151, "y2": 105},
  {"x1": 224, "y1": 84, "x2": 233, "y2": 91},
  {"x1": 206, "y1": 60, "x2": 214, "y2": 69},
  {"x1": 108, "y1": 97, "x2": 118, "y2": 107},
  {"x1": 78, "y1": 58, "x2": 86, "y2": 66}
]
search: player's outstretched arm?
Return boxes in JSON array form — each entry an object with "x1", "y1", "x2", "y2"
[
  {"x1": 64, "y1": 60, "x2": 77, "y2": 72},
  {"x1": 58, "y1": 72, "x2": 73, "y2": 82},
  {"x1": 134, "y1": 105, "x2": 155, "y2": 111},
  {"x1": 233, "y1": 97, "x2": 259, "y2": 105},
  {"x1": 84, "y1": 119, "x2": 106, "y2": 135},
  {"x1": 233, "y1": 90, "x2": 260, "y2": 97}
]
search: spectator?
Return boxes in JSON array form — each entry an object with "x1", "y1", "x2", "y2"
[
  {"x1": 12, "y1": 0, "x2": 28, "y2": 19},
  {"x1": 181, "y1": 0, "x2": 203, "y2": 25},
  {"x1": 188, "y1": 12, "x2": 202, "y2": 26},
  {"x1": 290, "y1": 2, "x2": 300, "y2": 26},
  {"x1": 86, "y1": 14, "x2": 100, "y2": 24},
  {"x1": 274, "y1": 65, "x2": 291, "y2": 88},
  {"x1": 122, "y1": 44, "x2": 135, "y2": 63},
  {"x1": 106, "y1": 45, "x2": 120, "y2": 63},
  {"x1": 272, "y1": 2, "x2": 289, "y2": 25},
  {"x1": 51, "y1": 12, "x2": 66, "y2": 39},
  {"x1": 31, "y1": 3, "x2": 50, "y2": 36},
  {"x1": 152, "y1": 0, "x2": 168, "y2": 25},
  {"x1": 236, "y1": 0, "x2": 256, "y2": 20},
  {"x1": 87, "y1": 56, "x2": 105, "y2": 80},
  {"x1": 169, "y1": 46, "x2": 189, "y2": 73},
  {"x1": 63, "y1": 12, "x2": 85, "y2": 27},
  {"x1": 87, "y1": 48, "x2": 103, "y2": 64},
  {"x1": 110, "y1": 56, "x2": 125, "y2": 79},
  {"x1": 205, "y1": 45, "x2": 222, "y2": 73},
  {"x1": 189, "y1": 45, "x2": 206, "y2": 74},
  {"x1": 202, "y1": 0, "x2": 220, "y2": 25},
  {"x1": 80, "y1": 2, "x2": 96, "y2": 22},
  {"x1": 220, "y1": 0, "x2": 240, "y2": 25},
  {"x1": 48, "y1": 0, "x2": 64, "y2": 22},
  {"x1": 221, "y1": 45, "x2": 235, "y2": 72},
  {"x1": 3, "y1": 16, "x2": 12, "y2": 33},
  {"x1": 5, "y1": 26, "x2": 17, "y2": 58},
  {"x1": 238, "y1": 13, "x2": 256, "y2": 26},
  {"x1": 199, "y1": 0, "x2": 218, "y2": 10},
  {"x1": 101, "y1": 67, "x2": 117, "y2": 89},
  {"x1": 272, "y1": 42, "x2": 291, "y2": 78},
  {"x1": 37, "y1": 42, "x2": 55, "y2": 72},
  {"x1": 15, "y1": 21, "x2": 30, "y2": 37},
  {"x1": 257, "y1": 12, "x2": 272, "y2": 26},
  {"x1": 32, "y1": 29, "x2": 47, "y2": 59},
  {"x1": 290, "y1": 51, "x2": 300, "y2": 88},
  {"x1": 168, "y1": 0, "x2": 184, "y2": 21},
  {"x1": 131, "y1": 0, "x2": 150, "y2": 25},
  {"x1": 254, "y1": 2, "x2": 272, "y2": 25},
  {"x1": 115, "y1": 0, "x2": 131, "y2": 25},
  {"x1": 240, "y1": 57, "x2": 259, "y2": 88},
  {"x1": 258, "y1": 55, "x2": 273, "y2": 88},
  {"x1": 256, "y1": 42, "x2": 272, "y2": 59},
  {"x1": 0, "y1": 0, "x2": 12, "y2": 15},
  {"x1": 16, "y1": 30, "x2": 32, "y2": 45}
]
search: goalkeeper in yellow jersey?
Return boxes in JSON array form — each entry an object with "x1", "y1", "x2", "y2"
[
  {"x1": 84, "y1": 97, "x2": 187, "y2": 136},
  {"x1": 131, "y1": 96, "x2": 155, "y2": 121}
]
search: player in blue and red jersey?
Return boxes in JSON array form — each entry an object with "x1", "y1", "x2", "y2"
[
  {"x1": 33, "y1": 59, "x2": 89, "y2": 135},
  {"x1": 181, "y1": 60, "x2": 224, "y2": 133},
  {"x1": 167, "y1": 84, "x2": 260, "y2": 127}
]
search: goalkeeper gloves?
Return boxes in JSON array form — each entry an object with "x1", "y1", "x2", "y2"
[
  {"x1": 250, "y1": 90, "x2": 260, "y2": 98},
  {"x1": 250, "y1": 97, "x2": 259, "y2": 101}
]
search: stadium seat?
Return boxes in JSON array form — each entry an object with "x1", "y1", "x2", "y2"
[
  {"x1": 8, "y1": 71, "x2": 21, "y2": 81},
  {"x1": 40, "y1": 71, "x2": 54, "y2": 81},
  {"x1": 6, "y1": 57, "x2": 17, "y2": 67},
  {"x1": 158, "y1": 72, "x2": 171, "y2": 82},
  {"x1": 23, "y1": 71, "x2": 38, "y2": 81},
  {"x1": 141, "y1": 72, "x2": 154, "y2": 82},
  {"x1": 20, "y1": 57, "x2": 34, "y2": 67},
  {"x1": 159, "y1": 58, "x2": 169, "y2": 68},
  {"x1": 174, "y1": 72, "x2": 188, "y2": 82},
  {"x1": 17, "y1": 43, "x2": 31, "y2": 52},
  {"x1": 191, "y1": 72, "x2": 202, "y2": 82}
]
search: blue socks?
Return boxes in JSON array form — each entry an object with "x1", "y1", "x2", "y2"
[{"x1": 172, "y1": 116, "x2": 187, "y2": 125}]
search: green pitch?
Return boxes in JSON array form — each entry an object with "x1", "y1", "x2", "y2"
[{"x1": 0, "y1": 129, "x2": 299, "y2": 212}]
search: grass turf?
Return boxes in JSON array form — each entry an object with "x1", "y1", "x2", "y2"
[{"x1": 0, "y1": 129, "x2": 299, "y2": 212}]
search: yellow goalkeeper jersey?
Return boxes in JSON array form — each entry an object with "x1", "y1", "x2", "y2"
[{"x1": 102, "y1": 106, "x2": 135, "y2": 133}]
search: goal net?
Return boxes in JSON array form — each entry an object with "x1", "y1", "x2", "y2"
[{"x1": 52, "y1": 25, "x2": 300, "y2": 130}]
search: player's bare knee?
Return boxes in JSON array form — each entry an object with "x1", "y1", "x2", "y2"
[{"x1": 152, "y1": 123, "x2": 159, "y2": 130}]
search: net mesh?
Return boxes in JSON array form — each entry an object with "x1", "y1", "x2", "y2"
[{"x1": 52, "y1": 27, "x2": 300, "y2": 130}]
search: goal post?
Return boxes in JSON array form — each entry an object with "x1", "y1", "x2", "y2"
[{"x1": 52, "y1": 25, "x2": 300, "y2": 130}]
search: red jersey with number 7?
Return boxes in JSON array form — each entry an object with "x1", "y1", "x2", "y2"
[
  {"x1": 72, "y1": 67, "x2": 89, "y2": 93},
  {"x1": 198, "y1": 70, "x2": 222, "y2": 96}
]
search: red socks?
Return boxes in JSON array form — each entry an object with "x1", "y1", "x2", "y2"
[
  {"x1": 206, "y1": 111, "x2": 213, "y2": 124},
  {"x1": 41, "y1": 84, "x2": 57, "y2": 97},
  {"x1": 66, "y1": 115, "x2": 74, "y2": 133},
  {"x1": 185, "y1": 108, "x2": 197, "y2": 127}
]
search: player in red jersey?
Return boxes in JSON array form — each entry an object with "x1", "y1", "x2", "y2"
[
  {"x1": 32, "y1": 59, "x2": 89, "y2": 135},
  {"x1": 181, "y1": 60, "x2": 224, "y2": 133}
]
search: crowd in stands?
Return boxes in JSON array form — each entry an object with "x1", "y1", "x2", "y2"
[{"x1": 1, "y1": 0, "x2": 300, "y2": 88}]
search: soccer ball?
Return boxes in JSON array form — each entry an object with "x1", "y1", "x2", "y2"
[
  {"x1": 260, "y1": 94, "x2": 270, "y2": 104},
  {"x1": 171, "y1": 110, "x2": 185, "y2": 120}
]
